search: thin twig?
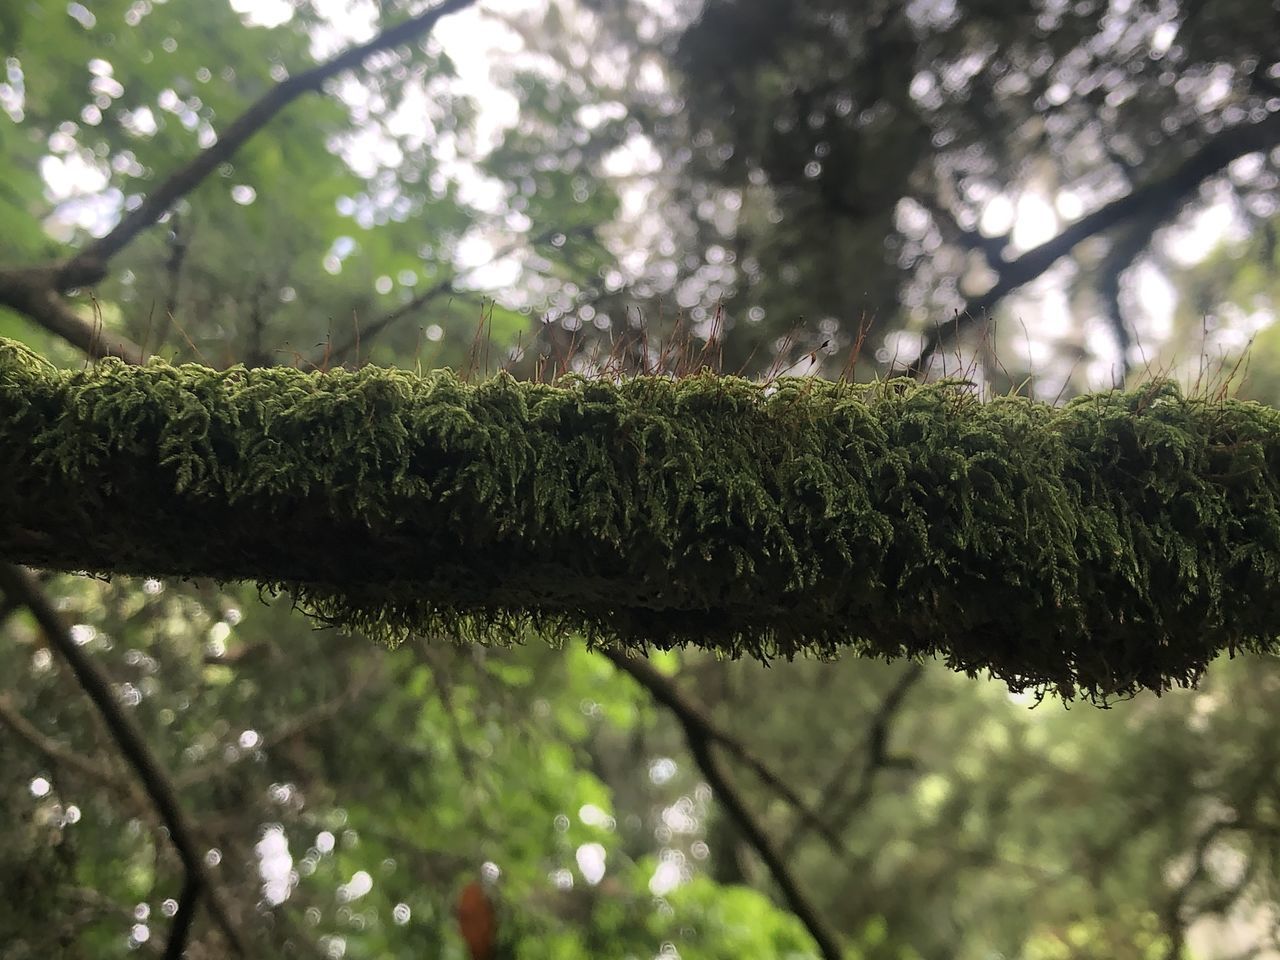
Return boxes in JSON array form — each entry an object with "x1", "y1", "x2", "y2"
[
  {"x1": 176, "y1": 660, "x2": 377, "y2": 788},
  {"x1": 324, "y1": 278, "x2": 456, "y2": 368},
  {"x1": 416, "y1": 641, "x2": 481, "y2": 786},
  {"x1": 322, "y1": 225, "x2": 592, "y2": 369},
  {"x1": 0, "y1": 694, "x2": 132, "y2": 794},
  {"x1": 609, "y1": 652, "x2": 846, "y2": 852},
  {"x1": 782, "y1": 663, "x2": 923, "y2": 858}
]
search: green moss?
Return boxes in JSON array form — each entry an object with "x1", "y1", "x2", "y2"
[{"x1": 3, "y1": 336, "x2": 1280, "y2": 700}]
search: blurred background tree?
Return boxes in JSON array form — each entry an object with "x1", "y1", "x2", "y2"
[{"x1": 1, "y1": 0, "x2": 1279, "y2": 957}]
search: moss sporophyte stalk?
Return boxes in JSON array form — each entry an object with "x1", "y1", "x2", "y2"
[{"x1": 3, "y1": 335, "x2": 1279, "y2": 701}]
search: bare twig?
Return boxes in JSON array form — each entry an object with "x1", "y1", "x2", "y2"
[
  {"x1": 0, "y1": 563, "x2": 247, "y2": 955},
  {"x1": 820, "y1": 665, "x2": 922, "y2": 823},
  {"x1": 58, "y1": 0, "x2": 479, "y2": 290},
  {"x1": 62, "y1": 887, "x2": 163, "y2": 955},
  {"x1": 415, "y1": 641, "x2": 481, "y2": 786},
  {"x1": 176, "y1": 660, "x2": 377, "y2": 788},
  {"x1": 904, "y1": 110, "x2": 1280, "y2": 376},
  {"x1": 780, "y1": 662, "x2": 923, "y2": 859},
  {"x1": 603, "y1": 649, "x2": 844, "y2": 960},
  {"x1": 325, "y1": 277, "x2": 456, "y2": 368},
  {"x1": 152, "y1": 215, "x2": 190, "y2": 355},
  {"x1": 0, "y1": 694, "x2": 132, "y2": 794},
  {"x1": 601, "y1": 650, "x2": 845, "y2": 850},
  {"x1": 321, "y1": 225, "x2": 592, "y2": 369}
]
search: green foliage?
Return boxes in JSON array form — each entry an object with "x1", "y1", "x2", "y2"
[
  {"x1": 651, "y1": 874, "x2": 818, "y2": 958},
  {"x1": 0, "y1": 571, "x2": 821, "y2": 958},
  {"x1": 0, "y1": 0, "x2": 504, "y2": 369},
  {"x1": 5, "y1": 3, "x2": 1280, "y2": 959},
  {"x1": 6, "y1": 336, "x2": 1280, "y2": 698}
]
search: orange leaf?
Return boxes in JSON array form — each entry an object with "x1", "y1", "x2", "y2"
[{"x1": 456, "y1": 881, "x2": 498, "y2": 960}]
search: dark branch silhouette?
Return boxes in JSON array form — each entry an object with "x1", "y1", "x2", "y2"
[
  {"x1": 0, "y1": 265, "x2": 145, "y2": 362},
  {"x1": 0, "y1": 563, "x2": 247, "y2": 955},
  {"x1": 603, "y1": 650, "x2": 846, "y2": 851},
  {"x1": 1096, "y1": 207, "x2": 1166, "y2": 383},
  {"x1": 320, "y1": 225, "x2": 593, "y2": 369},
  {"x1": 603, "y1": 649, "x2": 845, "y2": 960},
  {"x1": 0, "y1": 695, "x2": 131, "y2": 793},
  {"x1": 175, "y1": 660, "x2": 376, "y2": 789},
  {"x1": 0, "y1": 0, "x2": 477, "y2": 361},
  {"x1": 780, "y1": 662, "x2": 922, "y2": 859},
  {"x1": 322, "y1": 277, "x2": 456, "y2": 369},
  {"x1": 163, "y1": 875, "x2": 202, "y2": 960},
  {"x1": 58, "y1": 0, "x2": 479, "y2": 289},
  {"x1": 903, "y1": 109, "x2": 1280, "y2": 376}
]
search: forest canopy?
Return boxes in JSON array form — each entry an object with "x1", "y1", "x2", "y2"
[{"x1": 1, "y1": 0, "x2": 1279, "y2": 958}]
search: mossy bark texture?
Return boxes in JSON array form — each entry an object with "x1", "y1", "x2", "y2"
[{"x1": 3, "y1": 337, "x2": 1279, "y2": 699}]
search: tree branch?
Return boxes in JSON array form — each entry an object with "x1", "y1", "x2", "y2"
[
  {"x1": 62, "y1": 887, "x2": 163, "y2": 956},
  {"x1": 0, "y1": 0, "x2": 476, "y2": 363},
  {"x1": 0, "y1": 694, "x2": 133, "y2": 793},
  {"x1": 0, "y1": 563, "x2": 247, "y2": 955},
  {"x1": 0, "y1": 266, "x2": 145, "y2": 363},
  {"x1": 321, "y1": 225, "x2": 590, "y2": 368},
  {"x1": 903, "y1": 109, "x2": 1280, "y2": 376},
  {"x1": 603, "y1": 649, "x2": 845, "y2": 960},
  {"x1": 57, "y1": 0, "x2": 480, "y2": 290},
  {"x1": 780, "y1": 662, "x2": 922, "y2": 859},
  {"x1": 324, "y1": 277, "x2": 456, "y2": 368},
  {"x1": 175, "y1": 660, "x2": 376, "y2": 788},
  {"x1": 600, "y1": 650, "x2": 846, "y2": 851},
  {"x1": 163, "y1": 874, "x2": 202, "y2": 960},
  {"x1": 1096, "y1": 207, "x2": 1166, "y2": 384}
]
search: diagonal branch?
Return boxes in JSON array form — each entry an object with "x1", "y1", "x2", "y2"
[
  {"x1": 0, "y1": 0, "x2": 477, "y2": 362},
  {"x1": 903, "y1": 109, "x2": 1280, "y2": 376},
  {"x1": 0, "y1": 265, "x2": 145, "y2": 363},
  {"x1": 324, "y1": 277, "x2": 456, "y2": 369},
  {"x1": 599, "y1": 650, "x2": 846, "y2": 851},
  {"x1": 603, "y1": 649, "x2": 844, "y2": 960},
  {"x1": 0, "y1": 563, "x2": 247, "y2": 955},
  {"x1": 174, "y1": 660, "x2": 376, "y2": 788},
  {"x1": 58, "y1": 0, "x2": 479, "y2": 290},
  {"x1": 780, "y1": 662, "x2": 923, "y2": 859},
  {"x1": 0, "y1": 694, "x2": 139, "y2": 795},
  {"x1": 321, "y1": 225, "x2": 592, "y2": 368}
]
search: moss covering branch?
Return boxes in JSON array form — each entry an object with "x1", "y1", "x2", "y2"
[{"x1": 3, "y1": 337, "x2": 1280, "y2": 699}]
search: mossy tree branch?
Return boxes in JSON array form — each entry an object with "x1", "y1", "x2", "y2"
[{"x1": 4, "y1": 336, "x2": 1280, "y2": 700}]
